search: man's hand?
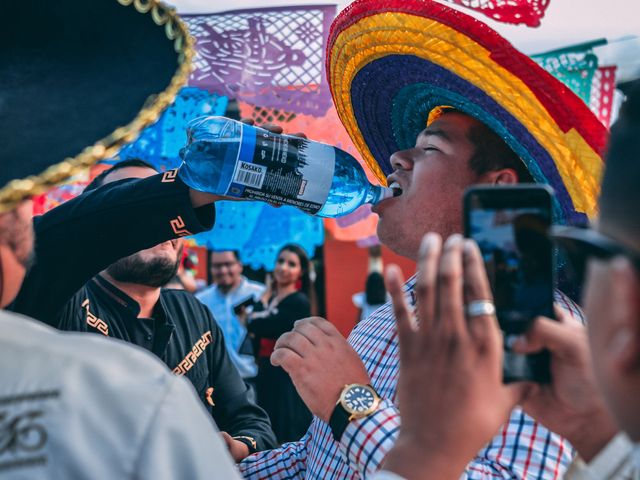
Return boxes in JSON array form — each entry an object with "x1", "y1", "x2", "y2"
[
  {"x1": 240, "y1": 118, "x2": 307, "y2": 140},
  {"x1": 235, "y1": 306, "x2": 248, "y2": 327},
  {"x1": 512, "y1": 311, "x2": 618, "y2": 461},
  {"x1": 187, "y1": 120, "x2": 306, "y2": 208},
  {"x1": 383, "y1": 233, "x2": 530, "y2": 480},
  {"x1": 221, "y1": 432, "x2": 250, "y2": 463},
  {"x1": 270, "y1": 317, "x2": 370, "y2": 422}
]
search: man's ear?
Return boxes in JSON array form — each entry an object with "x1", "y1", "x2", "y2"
[
  {"x1": 478, "y1": 168, "x2": 519, "y2": 185},
  {"x1": 609, "y1": 258, "x2": 640, "y2": 372},
  {"x1": 0, "y1": 243, "x2": 27, "y2": 308}
]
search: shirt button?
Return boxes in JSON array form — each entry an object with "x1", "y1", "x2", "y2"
[{"x1": 146, "y1": 335, "x2": 152, "y2": 341}]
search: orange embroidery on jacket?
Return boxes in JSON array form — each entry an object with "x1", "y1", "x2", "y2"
[
  {"x1": 82, "y1": 299, "x2": 109, "y2": 336},
  {"x1": 161, "y1": 169, "x2": 178, "y2": 183},
  {"x1": 170, "y1": 215, "x2": 192, "y2": 237},
  {"x1": 172, "y1": 331, "x2": 213, "y2": 376}
]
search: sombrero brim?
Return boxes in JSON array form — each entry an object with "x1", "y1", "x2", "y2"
[
  {"x1": 0, "y1": 0, "x2": 194, "y2": 213},
  {"x1": 327, "y1": 0, "x2": 608, "y2": 225}
]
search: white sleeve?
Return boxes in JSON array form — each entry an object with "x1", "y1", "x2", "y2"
[
  {"x1": 370, "y1": 472, "x2": 407, "y2": 480},
  {"x1": 352, "y1": 292, "x2": 364, "y2": 308},
  {"x1": 564, "y1": 433, "x2": 637, "y2": 480},
  {"x1": 135, "y1": 375, "x2": 242, "y2": 480}
]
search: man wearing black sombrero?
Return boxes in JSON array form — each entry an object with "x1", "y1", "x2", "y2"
[
  {"x1": 0, "y1": 1, "x2": 244, "y2": 477},
  {"x1": 238, "y1": 0, "x2": 608, "y2": 479},
  {"x1": 6, "y1": 0, "x2": 278, "y2": 463}
]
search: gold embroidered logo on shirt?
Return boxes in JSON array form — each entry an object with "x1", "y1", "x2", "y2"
[
  {"x1": 82, "y1": 299, "x2": 109, "y2": 336},
  {"x1": 172, "y1": 331, "x2": 213, "y2": 376},
  {"x1": 170, "y1": 215, "x2": 192, "y2": 237},
  {"x1": 161, "y1": 169, "x2": 178, "y2": 183}
]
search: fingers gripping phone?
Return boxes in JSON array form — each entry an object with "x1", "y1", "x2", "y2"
[
  {"x1": 464, "y1": 185, "x2": 555, "y2": 383},
  {"x1": 233, "y1": 296, "x2": 256, "y2": 315}
]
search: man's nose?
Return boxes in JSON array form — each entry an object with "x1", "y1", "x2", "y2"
[{"x1": 390, "y1": 149, "x2": 416, "y2": 171}]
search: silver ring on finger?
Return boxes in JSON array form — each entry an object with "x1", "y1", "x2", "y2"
[{"x1": 465, "y1": 300, "x2": 496, "y2": 318}]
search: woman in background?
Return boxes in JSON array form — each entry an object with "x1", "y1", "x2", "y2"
[{"x1": 246, "y1": 244, "x2": 313, "y2": 444}]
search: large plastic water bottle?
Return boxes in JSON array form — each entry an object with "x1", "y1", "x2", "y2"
[{"x1": 178, "y1": 116, "x2": 393, "y2": 218}]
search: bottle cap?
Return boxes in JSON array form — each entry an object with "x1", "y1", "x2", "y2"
[{"x1": 380, "y1": 187, "x2": 395, "y2": 200}]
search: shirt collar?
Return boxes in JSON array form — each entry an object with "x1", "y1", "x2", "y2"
[
  {"x1": 405, "y1": 273, "x2": 418, "y2": 306},
  {"x1": 215, "y1": 276, "x2": 248, "y2": 297},
  {"x1": 91, "y1": 274, "x2": 142, "y2": 317},
  {"x1": 91, "y1": 274, "x2": 174, "y2": 330},
  {"x1": 231, "y1": 276, "x2": 249, "y2": 294}
]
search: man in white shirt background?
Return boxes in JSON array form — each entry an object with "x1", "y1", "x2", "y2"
[{"x1": 197, "y1": 250, "x2": 265, "y2": 384}]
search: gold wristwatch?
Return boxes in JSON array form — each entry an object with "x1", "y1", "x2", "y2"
[{"x1": 329, "y1": 384, "x2": 381, "y2": 441}]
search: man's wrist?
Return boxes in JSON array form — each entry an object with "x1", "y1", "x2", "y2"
[
  {"x1": 555, "y1": 408, "x2": 618, "y2": 462},
  {"x1": 383, "y1": 436, "x2": 465, "y2": 480},
  {"x1": 189, "y1": 188, "x2": 223, "y2": 208},
  {"x1": 569, "y1": 421, "x2": 618, "y2": 462},
  {"x1": 232, "y1": 435, "x2": 258, "y2": 454},
  {"x1": 328, "y1": 383, "x2": 380, "y2": 441},
  {"x1": 329, "y1": 399, "x2": 351, "y2": 441}
]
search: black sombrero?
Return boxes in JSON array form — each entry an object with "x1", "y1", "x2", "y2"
[{"x1": 0, "y1": 0, "x2": 194, "y2": 212}]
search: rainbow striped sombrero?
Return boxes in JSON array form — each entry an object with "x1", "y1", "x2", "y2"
[{"x1": 327, "y1": 0, "x2": 608, "y2": 225}]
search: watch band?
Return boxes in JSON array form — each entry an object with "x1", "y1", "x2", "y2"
[
  {"x1": 233, "y1": 435, "x2": 258, "y2": 453},
  {"x1": 329, "y1": 401, "x2": 352, "y2": 442},
  {"x1": 329, "y1": 383, "x2": 381, "y2": 442}
]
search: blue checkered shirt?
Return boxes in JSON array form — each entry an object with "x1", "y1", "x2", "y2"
[{"x1": 239, "y1": 276, "x2": 582, "y2": 479}]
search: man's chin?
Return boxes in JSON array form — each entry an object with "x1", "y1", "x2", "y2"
[
  {"x1": 376, "y1": 221, "x2": 394, "y2": 248},
  {"x1": 140, "y1": 250, "x2": 177, "y2": 263},
  {"x1": 216, "y1": 281, "x2": 236, "y2": 291},
  {"x1": 153, "y1": 242, "x2": 177, "y2": 253},
  {"x1": 377, "y1": 226, "x2": 418, "y2": 260},
  {"x1": 107, "y1": 257, "x2": 179, "y2": 288}
]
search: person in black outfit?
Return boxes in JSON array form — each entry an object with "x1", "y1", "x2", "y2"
[
  {"x1": 246, "y1": 244, "x2": 314, "y2": 444},
  {"x1": 10, "y1": 160, "x2": 277, "y2": 461}
]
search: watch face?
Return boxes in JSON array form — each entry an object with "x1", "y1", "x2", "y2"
[{"x1": 343, "y1": 385, "x2": 377, "y2": 415}]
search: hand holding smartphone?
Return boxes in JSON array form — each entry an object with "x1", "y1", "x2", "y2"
[
  {"x1": 464, "y1": 185, "x2": 555, "y2": 383},
  {"x1": 233, "y1": 296, "x2": 257, "y2": 316}
]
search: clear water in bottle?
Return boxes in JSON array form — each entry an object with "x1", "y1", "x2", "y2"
[
  {"x1": 318, "y1": 150, "x2": 390, "y2": 217},
  {"x1": 178, "y1": 116, "x2": 393, "y2": 218}
]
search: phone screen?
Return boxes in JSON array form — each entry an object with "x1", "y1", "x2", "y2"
[{"x1": 464, "y1": 185, "x2": 554, "y2": 382}]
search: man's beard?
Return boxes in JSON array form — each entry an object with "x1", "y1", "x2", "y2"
[{"x1": 106, "y1": 245, "x2": 182, "y2": 288}]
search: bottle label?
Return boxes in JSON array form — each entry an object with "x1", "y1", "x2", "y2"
[{"x1": 225, "y1": 125, "x2": 336, "y2": 214}]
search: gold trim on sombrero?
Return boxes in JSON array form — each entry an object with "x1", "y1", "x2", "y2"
[
  {"x1": 329, "y1": 11, "x2": 603, "y2": 217},
  {"x1": 0, "y1": 0, "x2": 194, "y2": 214}
]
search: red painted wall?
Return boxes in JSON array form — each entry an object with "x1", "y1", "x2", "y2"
[
  {"x1": 193, "y1": 245, "x2": 209, "y2": 280},
  {"x1": 323, "y1": 236, "x2": 416, "y2": 338}
]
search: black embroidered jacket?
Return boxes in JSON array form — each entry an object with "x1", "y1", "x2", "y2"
[{"x1": 11, "y1": 173, "x2": 277, "y2": 453}]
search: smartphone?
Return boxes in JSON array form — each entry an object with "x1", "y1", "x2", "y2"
[
  {"x1": 233, "y1": 296, "x2": 256, "y2": 315},
  {"x1": 463, "y1": 185, "x2": 555, "y2": 383}
]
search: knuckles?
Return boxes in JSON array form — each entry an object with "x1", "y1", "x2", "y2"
[
  {"x1": 271, "y1": 348, "x2": 303, "y2": 372},
  {"x1": 437, "y1": 261, "x2": 462, "y2": 286}
]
